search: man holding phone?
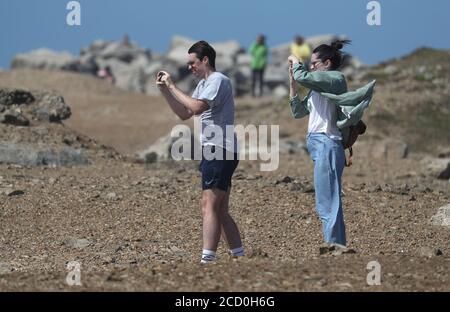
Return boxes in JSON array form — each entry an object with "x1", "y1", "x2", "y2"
[{"x1": 156, "y1": 40, "x2": 244, "y2": 264}]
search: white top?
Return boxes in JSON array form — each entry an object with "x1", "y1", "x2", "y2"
[
  {"x1": 307, "y1": 91, "x2": 342, "y2": 140},
  {"x1": 192, "y1": 72, "x2": 237, "y2": 152}
]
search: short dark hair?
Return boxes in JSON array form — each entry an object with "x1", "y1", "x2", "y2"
[
  {"x1": 313, "y1": 39, "x2": 351, "y2": 70},
  {"x1": 188, "y1": 40, "x2": 216, "y2": 69}
]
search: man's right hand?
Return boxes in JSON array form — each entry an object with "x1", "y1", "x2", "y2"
[
  {"x1": 156, "y1": 71, "x2": 174, "y2": 89},
  {"x1": 156, "y1": 71, "x2": 169, "y2": 92}
]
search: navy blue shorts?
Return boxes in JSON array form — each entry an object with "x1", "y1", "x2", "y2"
[{"x1": 198, "y1": 146, "x2": 239, "y2": 191}]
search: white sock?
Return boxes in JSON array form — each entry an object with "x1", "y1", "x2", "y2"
[
  {"x1": 201, "y1": 250, "x2": 216, "y2": 263},
  {"x1": 229, "y1": 246, "x2": 245, "y2": 257}
]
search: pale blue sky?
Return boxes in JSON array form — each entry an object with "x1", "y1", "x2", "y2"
[{"x1": 0, "y1": 0, "x2": 449, "y2": 68}]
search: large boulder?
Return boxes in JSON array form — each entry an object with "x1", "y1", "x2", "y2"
[
  {"x1": 136, "y1": 131, "x2": 200, "y2": 163},
  {"x1": 11, "y1": 48, "x2": 76, "y2": 70},
  {"x1": 33, "y1": 92, "x2": 72, "y2": 122},
  {"x1": 422, "y1": 157, "x2": 450, "y2": 180},
  {"x1": 0, "y1": 88, "x2": 71, "y2": 124},
  {"x1": 264, "y1": 64, "x2": 288, "y2": 88},
  {"x1": 0, "y1": 109, "x2": 30, "y2": 126},
  {"x1": 0, "y1": 89, "x2": 35, "y2": 106},
  {"x1": 97, "y1": 41, "x2": 151, "y2": 64},
  {"x1": 355, "y1": 139, "x2": 409, "y2": 160},
  {"x1": 0, "y1": 142, "x2": 88, "y2": 166},
  {"x1": 167, "y1": 35, "x2": 196, "y2": 65},
  {"x1": 212, "y1": 40, "x2": 245, "y2": 73}
]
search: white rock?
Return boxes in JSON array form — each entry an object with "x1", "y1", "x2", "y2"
[{"x1": 431, "y1": 204, "x2": 450, "y2": 228}]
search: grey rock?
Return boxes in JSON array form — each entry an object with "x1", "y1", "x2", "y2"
[
  {"x1": 33, "y1": 93, "x2": 71, "y2": 122},
  {"x1": 0, "y1": 143, "x2": 89, "y2": 166},
  {"x1": 279, "y1": 139, "x2": 308, "y2": 155},
  {"x1": 438, "y1": 149, "x2": 450, "y2": 159},
  {"x1": 418, "y1": 246, "x2": 443, "y2": 258},
  {"x1": 64, "y1": 238, "x2": 91, "y2": 249},
  {"x1": 136, "y1": 131, "x2": 200, "y2": 163},
  {"x1": 62, "y1": 134, "x2": 77, "y2": 145},
  {"x1": 430, "y1": 204, "x2": 450, "y2": 228},
  {"x1": 319, "y1": 243, "x2": 356, "y2": 256},
  {"x1": 167, "y1": 35, "x2": 196, "y2": 65},
  {"x1": 97, "y1": 40, "x2": 151, "y2": 64},
  {"x1": 82, "y1": 40, "x2": 110, "y2": 55},
  {"x1": 11, "y1": 48, "x2": 76, "y2": 70},
  {"x1": 0, "y1": 262, "x2": 14, "y2": 275},
  {"x1": 272, "y1": 85, "x2": 289, "y2": 99},
  {"x1": 31, "y1": 126, "x2": 49, "y2": 136},
  {"x1": 438, "y1": 163, "x2": 450, "y2": 180},
  {"x1": 271, "y1": 43, "x2": 292, "y2": 67},
  {"x1": 264, "y1": 64, "x2": 287, "y2": 88},
  {"x1": 212, "y1": 40, "x2": 245, "y2": 72},
  {"x1": 106, "y1": 192, "x2": 117, "y2": 200},
  {"x1": 236, "y1": 53, "x2": 252, "y2": 66},
  {"x1": 0, "y1": 109, "x2": 30, "y2": 126},
  {"x1": 290, "y1": 181, "x2": 315, "y2": 193},
  {"x1": 357, "y1": 139, "x2": 409, "y2": 160},
  {"x1": 277, "y1": 176, "x2": 293, "y2": 184},
  {"x1": 384, "y1": 65, "x2": 398, "y2": 75},
  {"x1": 0, "y1": 89, "x2": 35, "y2": 106},
  {"x1": 7, "y1": 190, "x2": 25, "y2": 197},
  {"x1": 422, "y1": 157, "x2": 450, "y2": 180}
]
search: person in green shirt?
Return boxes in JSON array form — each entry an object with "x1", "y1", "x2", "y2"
[{"x1": 250, "y1": 34, "x2": 268, "y2": 97}]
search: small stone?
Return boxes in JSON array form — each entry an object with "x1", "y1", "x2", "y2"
[
  {"x1": 106, "y1": 192, "x2": 117, "y2": 200},
  {"x1": 64, "y1": 238, "x2": 91, "y2": 249},
  {"x1": 0, "y1": 262, "x2": 14, "y2": 275},
  {"x1": 418, "y1": 247, "x2": 443, "y2": 258},
  {"x1": 431, "y1": 204, "x2": 450, "y2": 228},
  {"x1": 320, "y1": 243, "x2": 356, "y2": 256},
  {"x1": 7, "y1": 189, "x2": 25, "y2": 197}
]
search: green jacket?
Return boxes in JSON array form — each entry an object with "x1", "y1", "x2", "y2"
[
  {"x1": 289, "y1": 62, "x2": 376, "y2": 144},
  {"x1": 250, "y1": 43, "x2": 268, "y2": 70}
]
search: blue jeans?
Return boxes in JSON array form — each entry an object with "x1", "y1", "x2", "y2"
[{"x1": 306, "y1": 133, "x2": 346, "y2": 246}]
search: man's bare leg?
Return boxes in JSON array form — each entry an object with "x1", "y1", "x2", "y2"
[
  {"x1": 220, "y1": 187, "x2": 244, "y2": 254},
  {"x1": 201, "y1": 188, "x2": 226, "y2": 262}
]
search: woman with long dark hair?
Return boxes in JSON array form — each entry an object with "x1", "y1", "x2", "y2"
[{"x1": 288, "y1": 40, "x2": 375, "y2": 246}]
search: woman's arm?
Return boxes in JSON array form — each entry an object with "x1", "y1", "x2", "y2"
[
  {"x1": 292, "y1": 62, "x2": 340, "y2": 93},
  {"x1": 287, "y1": 55, "x2": 346, "y2": 94},
  {"x1": 288, "y1": 60, "x2": 309, "y2": 119}
]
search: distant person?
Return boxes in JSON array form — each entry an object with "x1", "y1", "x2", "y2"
[
  {"x1": 97, "y1": 66, "x2": 115, "y2": 85},
  {"x1": 156, "y1": 40, "x2": 244, "y2": 264},
  {"x1": 250, "y1": 34, "x2": 268, "y2": 97},
  {"x1": 287, "y1": 40, "x2": 376, "y2": 247},
  {"x1": 291, "y1": 35, "x2": 311, "y2": 64}
]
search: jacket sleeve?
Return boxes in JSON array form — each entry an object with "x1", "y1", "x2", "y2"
[
  {"x1": 292, "y1": 62, "x2": 344, "y2": 93},
  {"x1": 335, "y1": 81, "x2": 376, "y2": 129},
  {"x1": 321, "y1": 80, "x2": 377, "y2": 107},
  {"x1": 289, "y1": 92, "x2": 310, "y2": 119}
]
